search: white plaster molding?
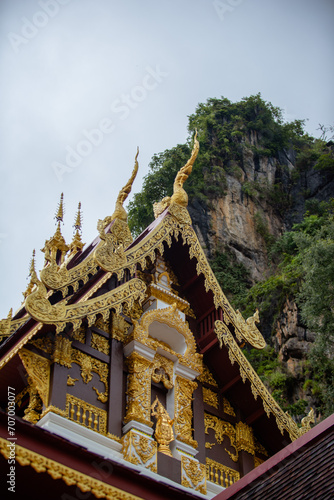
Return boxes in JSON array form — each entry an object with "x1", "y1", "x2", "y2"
[
  {"x1": 123, "y1": 340, "x2": 155, "y2": 360},
  {"x1": 37, "y1": 412, "x2": 122, "y2": 459},
  {"x1": 175, "y1": 361, "x2": 201, "y2": 380},
  {"x1": 122, "y1": 420, "x2": 154, "y2": 436},
  {"x1": 171, "y1": 439, "x2": 198, "y2": 458}
]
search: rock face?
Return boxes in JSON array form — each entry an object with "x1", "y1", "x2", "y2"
[{"x1": 188, "y1": 137, "x2": 333, "y2": 399}]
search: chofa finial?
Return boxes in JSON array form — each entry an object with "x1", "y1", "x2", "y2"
[
  {"x1": 170, "y1": 130, "x2": 199, "y2": 207},
  {"x1": 70, "y1": 202, "x2": 84, "y2": 253},
  {"x1": 111, "y1": 147, "x2": 139, "y2": 222}
]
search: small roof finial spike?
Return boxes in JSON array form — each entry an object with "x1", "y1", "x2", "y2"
[
  {"x1": 29, "y1": 249, "x2": 36, "y2": 276},
  {"x1": 73, "y1": 202, "x2": 83, "y2": 233},
  {"x1": 55, "y1": 193, "x2": 64, "y2": 224}
]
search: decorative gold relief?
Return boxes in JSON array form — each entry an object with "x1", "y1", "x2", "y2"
[
  {"x1": 19, "y1": 349, "x2": 50, "y2": 407},
  {"x1": 94, "y1": 218, "x2": 131, "y2": 276},
  {"x1": 254, "y1": 456, "x2": 264, "y2": 468},
  {"x1": 223, "y1": 398, "x2": 236, "y2": 417},
  {"x1": 122, "y1": 430, "x2": 157, "y2": 472},
  {"x1": 204, "y1": 413, "x2": 238, "y2": 462},
  {"x1": 67, "y1": 375, "x2": 78, "y2": 386},
  {"x1": 203, "y1": 387, "x2": 219, "y2": 409},
  {"x1": 206, "y1": 457, "x2": 240, "y2": 487},
  {"x1": 91, "y1": 332, "x2": 110, "y2": 355},
  {"x1": 40, "y1": 404, "x2": 66, "y2": 419},
  {"x1": 112, "y1": 313, "x2": 130, "y2": 342},
  {"x1": 234, "y1": 309, "x2": 266, "y2": 350},
  {"x1": 151, "y1": 397, "x2": 174, "y2": 456},
  {"x1": 181, "y1": 455, "x2": 206, "y2": 494},
  {"x1": 215, "y1": 321, "x2": 302, "y2": 441},
  {"x1": 25, "y1": 275, "x2": 146, "y2": 334},
  {"x1": 53, "y1": 336, "x2": 72, "y2": 368},
  {"x1": 128, "y1": 303, "x2": 202, "y2": 373},
  {"x1": 205, "y1": 442, "x2": 215, "y2": 449},
  {"x1": 151, "y1": 353, "x2": 174, "y2": 390},
  {"x1": 0, "y1": 308, "x2": 12, "y2": 341},
  {"x1": 198, "y1": 364, "x2": 218, "y2": 387},
  {"x1": 23, "y1": 379, "x2": 43, "y2": 424},
  {"x1": 235, "y1": 422, "x2": 255, "y2": 455},
  {"x1": 72, "y1": 326, "x2": 86, "y2": 344},
  {"x1": 66, "y1": 394, "x2": 107, "y2": 434},
  {"x1": 0, "y1": 438, "x2": 142, "y2": 500},
  {"x1": 71, "y1": 348, "x2": 109, "y2": 402},
  {"x1": 300, "y1": 408, "x2": 315, "y2": 435},
  {"x1": 29, "y1": 336, "x2": 54, "y2": 355},
  {"x1": 174, "y1": 376, "x2": 198, "y2": 448},
  {"x1": 124, "y1": 352, "x2": 153, "y2": 427},
  {"x1": 254, "y1": 439, "x2": 268, "y2": 457}
]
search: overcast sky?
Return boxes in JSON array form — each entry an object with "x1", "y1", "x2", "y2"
[{"x1": 0, "y1": 0, "x2": 333, "y2": 318}]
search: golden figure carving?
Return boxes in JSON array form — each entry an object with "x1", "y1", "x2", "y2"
[
  {"x1": 206, "y1": 457, "x2": 240, "y2": 487},
  {"x1": 215, "y1": 320, "x2": 303, "y2": 441},
  {"x1": 91, "y1": 332, "x2": 110, "y2": 355},
  {"x1": 181, "y1": 455, "x2": 206, "y2": 494},
  {"x1": 67, "y1": 375, "x2": 78, "y2": 386},
  {"x1": 53, "y1": 336, "x2": 72, "y2": 368},
  {"x1": 234, "y1": 308, "x2": 266, "y2": 350},
  {"x1": 203, "y1": 387, "x2": 219, "y2": 409},
  {"x1": 66, "y1": 394, "x2": 107, "y2": 434},
  {"x1": 174, "y1": 376, "x2": 198, "y2": 448},
  {"x1": 122, "y1": 430, "x2": 157, "y2": 472},
  {"x1": 19, "y1": 349, "x2": 50, "y2": 407},
  {"x1": 151, "y1": 397, "x2": 174, "y2": 456},
  {"x1": 223, "y1": 398, "x2": 236, "y2": 417},
  {"x1": 124, "y1": 352, "x2": 153, "y2": 427},
  {"x1": 151, "y1": 354, "x2": 174, "y2": 390},
  {"x1": 23, "y1": 379, "x2": 43, "y2": 424},
  {"x1": 0, "y1": 437, "x2": 141, "y2": 500},
  {"x1": 204, "y1": 413, "x2": 238, "y2": 462}
]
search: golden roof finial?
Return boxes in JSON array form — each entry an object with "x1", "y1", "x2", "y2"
[
  {"x1": 70, "y1": 202, "x2": 84, "y2": 253},
  {"x1": 23, "y1": 250, "x2": 37, "y2": 299},
  {"x1": 55, "y1": 192, "x2": 64, "y2": 224},
  {"x1": 170, "y1": 130, "x2": 199, "y2": 208},
  {"x1": 110, "y1": 147, "x2": 139, "y2": 222}
]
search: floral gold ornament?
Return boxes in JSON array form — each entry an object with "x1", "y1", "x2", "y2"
[
  {"x1": 151, "y1": 353, "x2": 174, "y2": 390},
  {"x1": 122, "y1": 430, "x2": 157, "y2": 472},
  {"x1": 235, "y1": 421, "x2": 255, "y2": 455},
  {"x1": 22, "y1": 378, "x2": 43, "y2": 424},
  {"x1": 203, "y1": 387, "x2": 219, "y2": 409},
  {"x1": 53, "y1": 336, "x2": 72, "y2": 368},
  {"x1": 181, "y1": 455, "x2": 206, "y2": 494},
  {"x1": 19, "y1": 349, "x2": 50, "y2": 407},
  {"x1": 174, "y1": 376, "x2": 198, "y2": 448},
  {"x1": 204, "y1": 413, "x2": 239, "y2": 462},
  {"x1": 0, "y1": 308, "x2": 13, "y2": 341},
  {"x1": 112, "y1": 313, "x2": 130, "y2": 342},
  {"x1": 151, "y1": 397, "x2": 174, "y2": 456},
  {"x1": 223, "y1": 397, "x2": 236, "y2": 417},
  {"x1": 124, "y1": 352, "x2": 153, "y2": 427},
  {"x1": 198, "y1": 365, "x2": 218, "y2": 387},
  {"x1": 91, "y1": 332, "x2": 110, "y2": 355},
  {"x1": 67, "y1": 375, "x2": 78, "y2": 386}
]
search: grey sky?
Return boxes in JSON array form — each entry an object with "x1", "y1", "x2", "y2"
[{"x1": 0, "y1": 0, "x2": 333, "y2": 317}]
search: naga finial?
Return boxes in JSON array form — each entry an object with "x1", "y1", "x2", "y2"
[
  {"x1": 110, "y1": 147, "x2": 139, "y2": 223},
  {"x1": 170, "y1": 130, "x2": 199, "y2": 207}
]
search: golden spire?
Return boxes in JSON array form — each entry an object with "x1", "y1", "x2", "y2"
[
  {"x1": 42, "y1": 194, "x2": 69, "y2": 265},
  {"x1": 55, "y1": 192, "x2": 64, "y2": 224},
  {"x1": 23, "y1": 250, "x2": 37, "y2": 299},
  {"x1": 69, "y1": 202, "x2": 84, "y2": 253},
  {"x1": 110, "y1": 147, "x2": 139, "y2": 222},
  {"x1": 170, "y1": 130, "x2": 199, "y2": 207}
]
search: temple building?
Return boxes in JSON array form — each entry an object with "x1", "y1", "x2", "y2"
[{"x1": 0, "y1": 135, "x2": 318, "y2": 499}]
